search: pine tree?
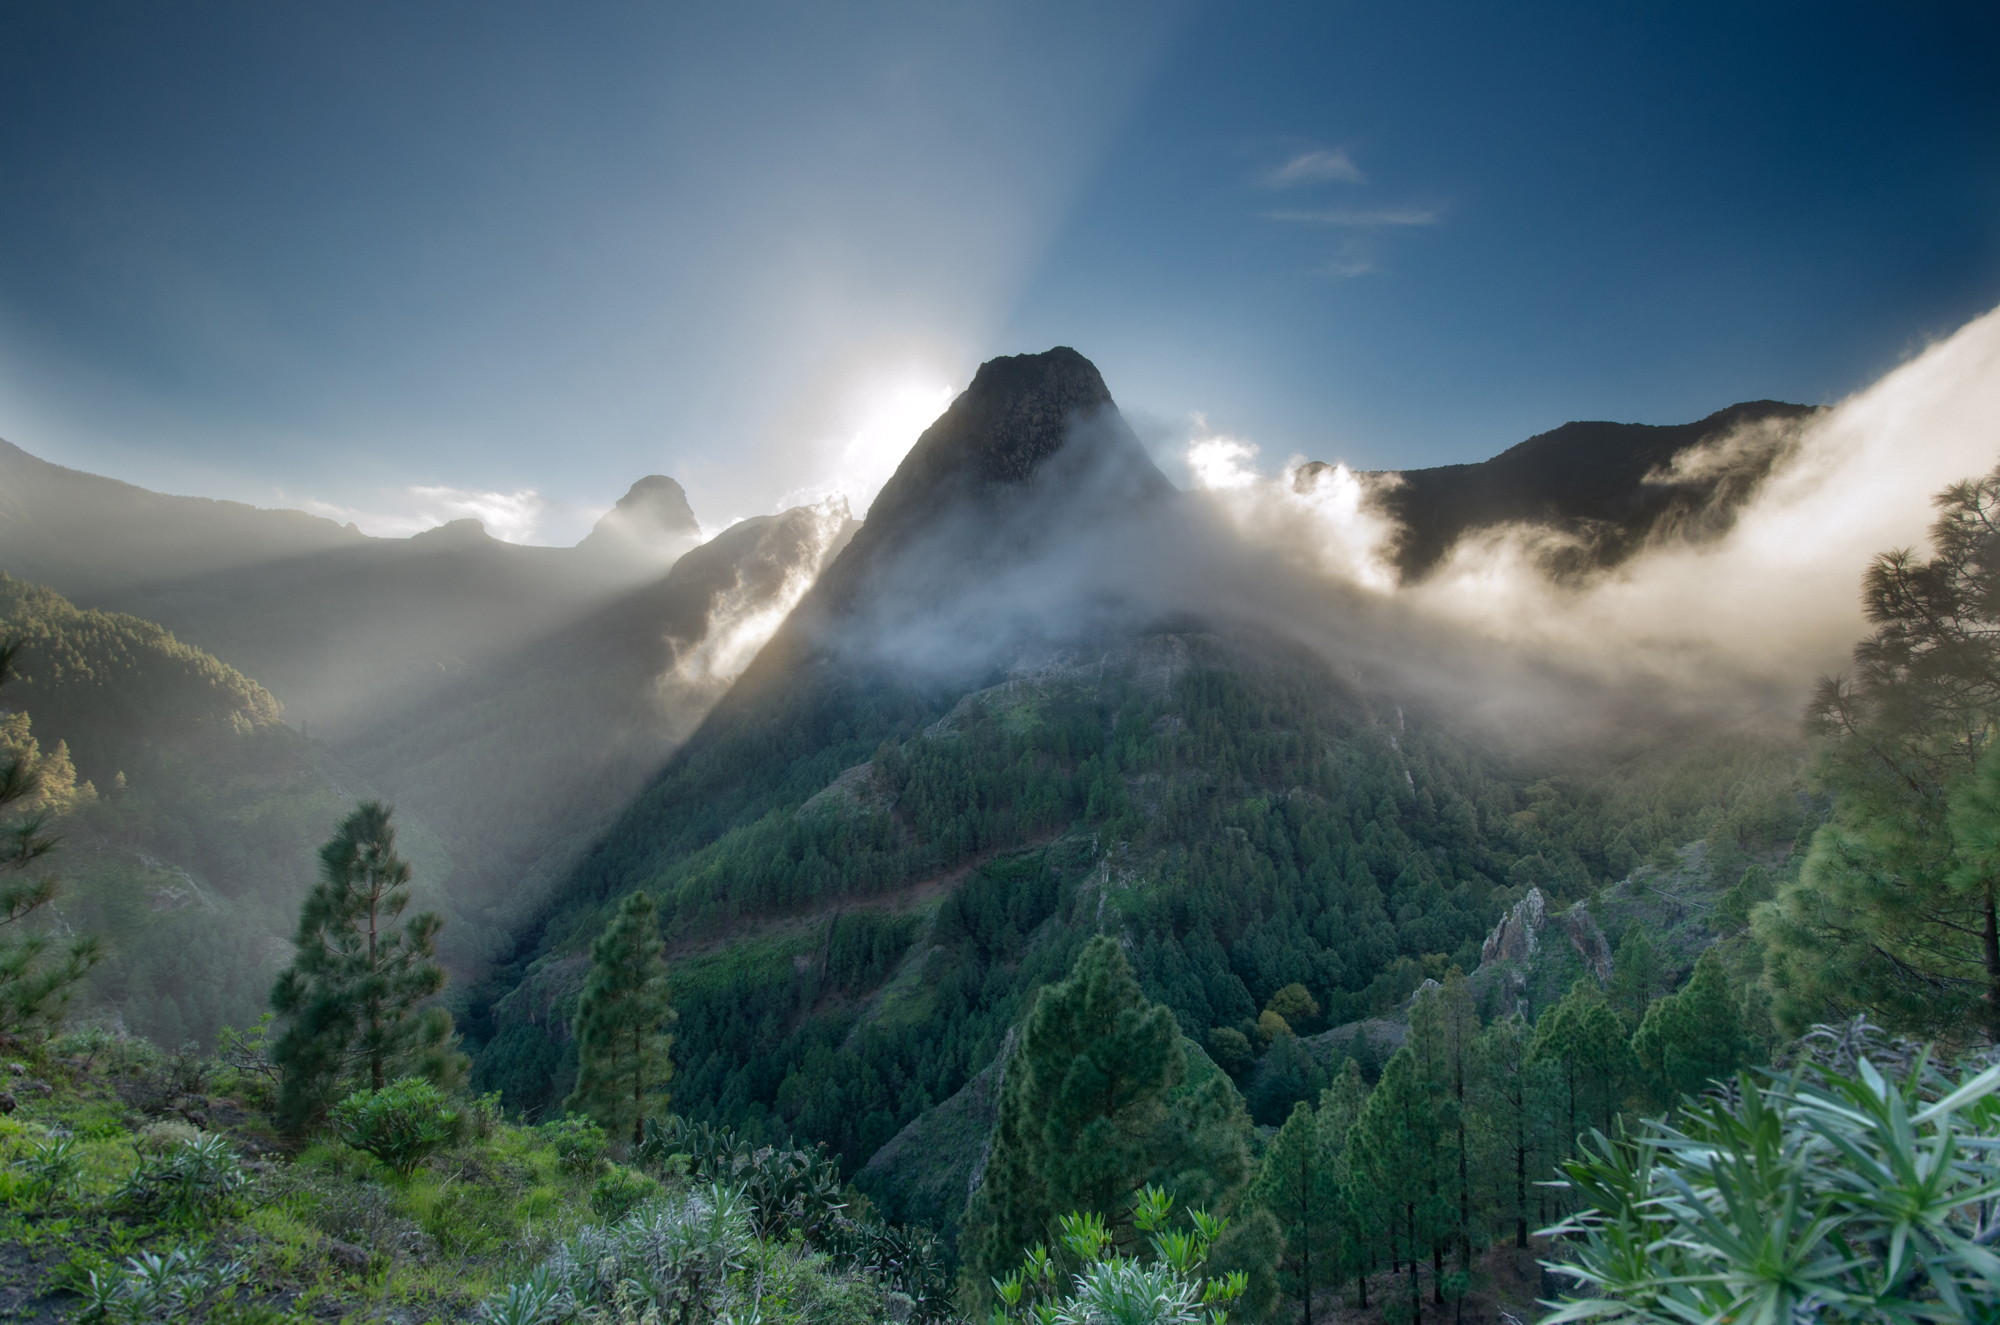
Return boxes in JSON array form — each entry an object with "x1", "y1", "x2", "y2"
[
  {"x1": 1409, "y1": 973, "x2": 1481, "y2": 1291},
  {"x1": 565, "y1": 889, "x2": 676, "y2": 1145},
  {"x1": 1351, "y1": 1047, "x2": 1436, "y2": 1320},
  {"x1": 1470, "y1": 1012, "x2": 1551, "y2": 1249},
  {"x1": 1630, "y1": 949, "x2": 1750, "y2": 1108},
  {"x1": 963, "y1": 936, "x2": 1257, "y2": 1303},
  {"x1": 1315, "y1": 1060, "x2": 1371, "y2": 1309},
  {"x1": 1603, "y1": 927, "x2": 1669, "y2": 1032},
  {"x1": 1761, "y1": 468, "x2": 2000, "y2": 1038},
  {"x1": 1530, "y1": 980, "x2": 1632, "y2": 1187},
  {"x1": 0, "y1": 640, "x2": 100, "y2": 1035},
  {"x1": 1253, "y1": 1099, "x2": 1341, "y2": 1325},
  {"x1": 270, "y1": 801, "x2": 465, "y2": 1130}
]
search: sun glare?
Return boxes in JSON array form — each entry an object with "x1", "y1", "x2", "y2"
[{"x1": 833, "y1": 382, "x2": 956, "y2": 516}]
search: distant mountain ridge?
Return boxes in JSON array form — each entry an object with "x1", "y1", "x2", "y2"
[{"x1": 1325, "y1": 399, "x2": 1821, "y2": 580}]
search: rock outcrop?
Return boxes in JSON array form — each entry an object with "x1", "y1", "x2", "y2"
[{"x1": 577, "y1": 474, "x2": 703, "y2": 566}]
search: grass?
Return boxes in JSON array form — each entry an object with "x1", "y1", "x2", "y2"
[{"x1": 0, "y1": 1036, "x2": 612, "y2": 1323}]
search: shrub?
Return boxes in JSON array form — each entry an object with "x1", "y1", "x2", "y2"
[
  {"x1": 480, "y1": 1183, "x2": 755, "y2": 1323},
  {"x1": 989, "y1": 1191, "x2": 1246, "y2": 1325},
  {"x1": 330, "y1": 1077, "x2": 463, "y2": 1175},
  {"x1": 589, "y1": 1164, "x2": 660, "y2": 1221},
  {"x1": 536, "y1": 1115, "x2": 607, "y2": 1175},
  {"x1": 76, "y1": 1245, "x2": 248, "y2": 1322},
  {"x1": 12, "y1": 1133, "x2": 84, "y2": 1204},
  {"x1": 1544, "y1": 1045, "x2": 2000, "y2": 1322},
  {"x1": 119, "y1": 1132, "x2": 249, "y2": 1222}
]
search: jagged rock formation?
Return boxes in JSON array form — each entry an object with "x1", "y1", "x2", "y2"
[{"x1": 1481, "y1": 887, "x2": 1548, "y2": 966}]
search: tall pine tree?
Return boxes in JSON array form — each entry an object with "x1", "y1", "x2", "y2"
[
  {"x1": 0, "y1": 640, "x2": 99, "y2": 1035},
  {"x1": 963, "y1": 936, "x2": 1261, "y2": 1306},
  {"x1": 565, "y1": 889, "x2": 676, "y2": 1144},
  {"x1": 1760, "y1": 467, "x2": 2000, "y2": 1038},
  {"x1": 1253, "y1": 1099, "x2": 1342, "y2": 1325},
  {"x1": 271, "y1": 801, "x2": 465, "y2": 1130},
  {"x1": 1630, "y1": 949, "x2": 1751, "y2": 1109}
]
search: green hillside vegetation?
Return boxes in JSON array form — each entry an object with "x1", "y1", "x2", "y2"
[
  {"x1": 0, "y1": 574, "x2": 407, "y2": 1047},
  {"x1": 471, "y1": 626, "x2": 1807, "y2": 1209}
]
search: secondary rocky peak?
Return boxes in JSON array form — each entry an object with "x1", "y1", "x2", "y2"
[
  {"x1": 411, "y1": 517, "x2": 494, "y2": 546},
  {"x1": 577, "y1": 474, "x2": 702, "y2": 565}
]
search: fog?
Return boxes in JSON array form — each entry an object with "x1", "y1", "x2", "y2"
[{"x1": 713, "y1": 304, "x2": 2000, "y2": 756}]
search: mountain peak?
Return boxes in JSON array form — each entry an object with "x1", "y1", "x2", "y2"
[
  {"x1": 858, "y1": 346, "x2": 1168, "y2": 535},
  {"x1": 766, "y1": 346, "x2": 1175, "y2": 661},
  {"x1": 577, "y1": 474, "x2": 702, "y2": 564}
]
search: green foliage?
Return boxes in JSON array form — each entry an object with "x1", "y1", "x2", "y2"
[
  {"x1": 478, "y1": 1182, "x2": 758, "y2": 1324},
  {"x1": 12, "y1": 1131, "x2": 84, "y2": 1204},
  {"x1": 539, "y1": 1114, "x2": 610, "y2": 1174},
  {"x1": 1629, "y1": 949, "x2": 1752, "y2": 1109},
  {"x1": 987, "y1": 1187, "x2": 1248, "y2": 1325},
  {"x1": 330, "y1": 1076, "x2": 464, "y2": 1175},
  {"x1": 76, "y1": 1244, "x2": 250, "y2": 1323},
  {"x1": 589, "y1": 1163, "x2": 661, "y2": 1220},
  {"x1": 118, "y1": 1131, "x2": 250, "y2": 1223},
  {"x1": 1762, "y1": 467, "x2": 2000, "y2": 1040},
  {"x1": 0, "y1": 636, "x2": 103, "y2": 1036},
  {"x1": 1205, "y1": 1029, "x2": 1251, "y2": 1078},
  {"x1": 565, "y1": 888, "x2": 676, "y2": 1145},
  {"x1": 1545, "y1": 1049, "x2": 2000, "y2": 1323},
  {"x1": 270, "y1": 800, "x2": 465, "y2": 1129},
  {"x1": 966, "y1": 937, "x2": 1201, "y2": 1293}
]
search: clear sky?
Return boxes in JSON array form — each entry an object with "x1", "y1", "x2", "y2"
[{"x1": 2, "y1": 2, "x2": 1994, "y2": 544}]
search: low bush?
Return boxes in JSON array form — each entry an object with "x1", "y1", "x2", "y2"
[
  {"x1": 119, "y1": 1132, "x2": 249, "y2": 1222},
  {"x1": 330, "y1": 1077, "x2": 463, "y2": 1175},
  {"x1": 589, "y1": 1163, "x2": 660, "y2": 1221},
  {"x1": 536, "y1": 1115, "x2": 607, "y2": 1175},
  {"x1": 1545, "y1": 1048, "x2": 2000, "y2": 1322}
]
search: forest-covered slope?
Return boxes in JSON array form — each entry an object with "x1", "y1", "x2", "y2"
[
  {"x1": 466, "y1": 351, "x2": 1811, "y2": 1216},
  {"x1": 0, "y1": 573, "x2": 373, "y2": 1046}
]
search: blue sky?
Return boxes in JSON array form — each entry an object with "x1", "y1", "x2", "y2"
[{"x1": 1, "y1": 2, "x2": 1994, "y2": 543}]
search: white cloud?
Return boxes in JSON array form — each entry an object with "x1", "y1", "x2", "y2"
[
  {"x1": 1265, "y1": 205, "x2": 1442, "y2": 227},
  {"x1": 1265, "y1": 148, "x2": 1365, "y2": 186},
  {"x1": 292, "y1": 484, "x2": 548, "y2": 544}
]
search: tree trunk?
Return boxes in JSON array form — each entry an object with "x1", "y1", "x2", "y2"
[
  {"x1": 368, "y1": 884, "x2": 384, "y2": 1090},
  {"x1": 1301, "y1": 1149, "x2": 1313, "y2": 1325},
  {"x1": 1515, "y1": 1131, "x2": 1528, "y2": 1249},
  {"x1": 1984, "y1": 885, "x2": 2000, "y2": 1039}
]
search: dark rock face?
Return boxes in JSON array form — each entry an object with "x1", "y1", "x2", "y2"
[
  {"x1": 804, "y1": 346, "x2": 1173, "y2": 625},
  {"x1": 577, "y1": 474, "x2": 702, "y2": 563},
  {"x1": 1313, "y1": 399, "x2": 1822, "y2": 582}
]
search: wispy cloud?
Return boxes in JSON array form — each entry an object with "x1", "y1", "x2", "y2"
[
  {"x1": 1265, "y1": 148, "x2": 1365, "y2": 186},
  {"x1": 1264, "y1": 205, "x2": 1442, "y2": 227},
  {"x1": 292, "y1": 485, "x2": 549, "y2": 544},
  {"x1": 1321, "y1": 258, "x2": 1378, "y2": 279}
]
